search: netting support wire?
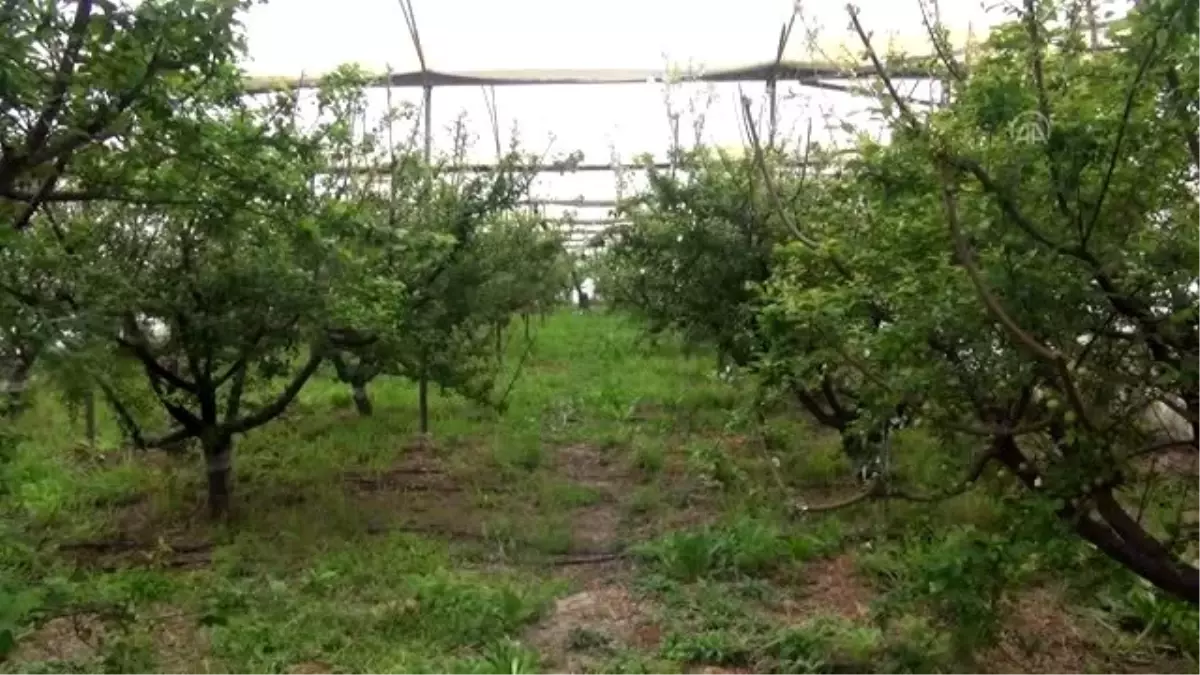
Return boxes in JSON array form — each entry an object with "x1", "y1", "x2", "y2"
[
  {"x1": 768, "y1": 8, "x2": 799, "y2": 148},
  {"x1": 397, "y1": 0, "x2": 432, "y2": 162}
]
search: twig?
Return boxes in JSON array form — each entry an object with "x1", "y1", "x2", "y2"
[
  {"x1": 918, "y1": 0, "x2": 965, "y2": 84},
  {"x1": 1126, "y1": 439, "x2": 1198, "y2": 461},
  {"x1": 846, "y1": 5, "x2": 921, "y2": 129},
  {"x1": 794, "y1": 444, "x2": 997, "y2": 513},
  {"x1": 1023, "y1": 0, "x2": 1077, "y2": 228},
  {"x1": 1083, "y1": 19, "x2": 1161, "y2": 243},
  {"x1": 767, "y1": 10, "x2": 798, "y2": 147},
  {"x1": 549, "y1": 552, "x2": 629, "y2": 566},
  {"x1": 482, "y1": 85, "x2": 503, "y2": 162},
  {"x1": 937, "y1": 165, "x2": 1096, "y2": 432},
  {"x1": 494, "y1": 327, "x2": 537, "y2": 411},
  {"x1": 737, "y1": 95, "x2": 853, "y2": 279}
]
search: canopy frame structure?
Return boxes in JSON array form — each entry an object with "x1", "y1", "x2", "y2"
[{"x1": 243, "y1": 1, "x2": 1112, "y2": 249}]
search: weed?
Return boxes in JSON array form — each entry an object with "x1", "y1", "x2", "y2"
[
  {"x1": 661, "y1": 629, "x2": 753, "y2": 667},
  {"x1": 1099, "y1": 576, "x2": 1200, "y2": 659},
  {"x1": 631, "y1": 441, "x2": 664, "y2": 476},
  {"x1": 626, "y1": 487, "x2": 661, "y2": 517},
  {"x1": 455, "y1": 638, "x2": 541, "y2": 674},
  {"x1": 566, "y1": 626, "x2": 614, "y2": 652},
  {"x1": 1, "y1": 311, "x2": 1194, "y2": 674},
  {"x1": 540, "y1": 481, "x2": 604, "y2": 509},
  {"x1": 685, "y1": 440, "x2": 744, "y2": 489},
  {"x1": 635, "y1": 517, "x2": 832, "y2": 582},
  {"x1": 860, "y1": 527, "x2": 1015, "y2": 657}
]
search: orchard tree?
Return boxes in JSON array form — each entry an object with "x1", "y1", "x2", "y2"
[
  {"x1": 600, "y1": 149, "x2": 786, "y2": 370},
  {"x1": 361, "y1": 183, "x2": 566, "y2": 431},
  {"x1": 1, "y1": 0, "x2": 260, "y2": 471},
  {"x1": 0, "y1": 245, "x2": 57, "y2": 416},
  {"x1": 0, "y1": 0, "x2": 254, "y2": 233},
  {"x1": 310, "y1": 90, "x2": 568, "y2": 424},
  {"x1": 599, "y1": 146, "x2": 887, "y2": 474},
  {"x1": 760, "y1": 0, "x2": 1197, "y2": 601},
  {"x1": 18, "y1": 70, "x2": 393, "y2": 518},
  {"x1": 471, "y1": 211, "x2": 571, "y2": 368},
  {"x1": 327, "y1": 165, "x2": 555, "y2": 423}
]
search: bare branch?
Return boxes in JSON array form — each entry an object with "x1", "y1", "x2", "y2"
[
  {"x1": 918, "y1": 0, "x2": 966, "y2": 84},
  {"x1": 1084, "y1": 24, "x2": 1161, "y2": 243},
  {"x1": 737, "y1": 95, "x2": 855, "y2": 281},
  {"x1": 938, "y1": 168, "x2": 1059, "y2": 363},
  {"x1": 846, "y1": 4, "x2": 921, "y2": 129}
]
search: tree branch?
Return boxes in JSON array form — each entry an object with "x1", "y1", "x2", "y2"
[
  {"x1": 1127, "y1": 438, "x2": 1198, "y2": 461},
  {"x1": 917, "y1": 0, "x2": 966, "y2": 85},
  {"x1": 794, "y1": 444, "x2": 996, "y2": 513},
  {"x1": 938, "y1": 169, "x2": 1059, "y2": 363},
  {"x1": 938, "y1": 165, "x2": 1097, "y2": 432},
  {"x1": 25, "y1": 0, "x2": 94, "y2": 156},
  {"x1": 225, "y1": 346, "x2": 324, "y2": 434},
  {"x1": 790, "y1": 381, "x2": 847, "y2": 430},
  {"x1": 115, "y1": 317, "x2": 195, "y2": 394},
  {"x1": 1023, "y1": 0, "x2": 1077, "y2": 227},
  {"x1": 847, "y1": 5, "x2": 922, "y2": 129},
  {"x1": 96, "y1": 376, "x2": 146, "y2": 448},
  {"x1": 224, "y1": 359, "x2": 247, "y2": 421},
  {"x1": 1084, "y1": 24, "x2": 1160, "y2": 243},
  {"x1": 144, "y1": 426, "x2": 196, "y2": 452},
  {"x1": 144, "y1": 372, "x2": 202, "y2": 433}
]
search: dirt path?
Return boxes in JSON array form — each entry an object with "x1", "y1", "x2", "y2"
[
  {"x1": 526, "y1": 442, "x2": 661, "y2": 672},
  {"x1": 555, "y1": 443, "x2": 626, "y2": 556}
]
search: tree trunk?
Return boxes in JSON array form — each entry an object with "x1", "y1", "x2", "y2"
[
  {"x1": 1, "y1": 359, "x2": 32, "y2": 417},
  {"x1": 1182, "y1": 389, "x2": 1199, "y2": 443},
  {"x1": 352, "y1": 382, "x2": 373, "y2": 416},
  {"x1": 2, "y1": 387, "x2": 23, "y2": 417},
  {"x1": 418, "y1": 360, "x2": 429, "y2": 435},
  {"x1": 994, "y1": 435, "x2": 1199, "y2": 604},
  {"x1": 204, "y1": 434, "x2": 234, "y2": 520},
  {"x1": 84, "y1": 389, "x2": 97, "y2": 447}
]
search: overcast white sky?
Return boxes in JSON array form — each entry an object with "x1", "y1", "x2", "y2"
[
  {"x1": 239, "y1": 0, "x2": 998, "y2": 74},
  {"x1": 237, "y1": 0, "x2": 997, "y2": 223}
]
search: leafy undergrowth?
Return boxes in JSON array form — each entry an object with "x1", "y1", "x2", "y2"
[{"x1": 1, "y1": 311, "x2": 1196, "y2": 673}]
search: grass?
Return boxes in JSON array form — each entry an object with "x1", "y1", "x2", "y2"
[{"x1": 1, "y1": 309, "x2": 1197, "y2": 673}]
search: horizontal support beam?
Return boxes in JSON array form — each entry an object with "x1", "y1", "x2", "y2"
[
  {"x1": 330, "y1": 152, "x2": 851, "y2": 176},
  {"x1": 244, "y1": 19, "x2": 1126, "y2": 94},
  {"x1": 523, "y1": 198, "x2": 620, "y2": 208},
  {"x1": 560, "y1": 219, "x2": 625, "y2": 227},
  {"x1": 244, "y1": 60, "x2": 949, "y2": 94}
]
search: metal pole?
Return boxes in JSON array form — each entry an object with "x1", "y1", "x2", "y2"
[{"x1": 422, "y1": 84, "x2": 432, "y2": 163}]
